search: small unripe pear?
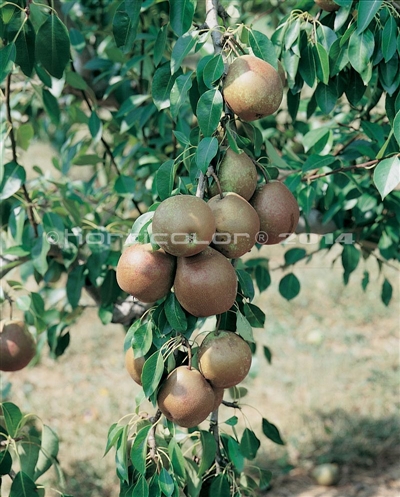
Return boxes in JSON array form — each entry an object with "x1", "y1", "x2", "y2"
[
  {"x1": 0, "y1": 320, "x2": 36, "y2": 372},
  {"x1": 157, "y1": 366, "x2": 215, "y2": 428},
  {"x1": 116, "y1": 244, "x2": 176, "y2": 302},
  {"x1": 223, "y1": 55, "x2": 283, "y2": 121},
  {"x1": 124, "y1": 347, "x2": 146, "y2": 385},
  {"x1": 209, "y1": 149, "x2": 258, "y2": 201}
]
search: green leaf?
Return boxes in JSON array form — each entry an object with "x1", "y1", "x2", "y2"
[
  {"x1": 263, "y1": 346, "x2": 272, "y2": 364},
  {"x1": 198, "y1": 430, "x2": 217, "y2": 476},
  {"x1": 42, "y1": 89, "x2": 60, "y2": 125},
  {"x1": 357, "y1": 0, "x2": 382, "y2": 34},
  {"x1": 35, "y1": 15, "x2": 70, "y2": 79},
  {"x1": 112, "y1": 1, "x2": 141, "y2": 51},
  {"x1": 131, "y1": 322, "x2": 153, "y2": 358},
  {"x1": 168, "y1": 438, "x2": 186, "y2": 479},
  {"x1": 203, "y1": 54, "x2": 224, "y2": 88},
  {"x1": 130, "y1": 425, "x2": 151, "y2": 475},
  {"x1": 10, "y1": 471, "x2": 38, "y2": 497},
  {"x1": 171, "y1": 31, "x2": 198, "y2": 74},
  {"x1": 284, "y1": 248, "x2": 306, "y2": 265},
  {"x1": 249, "y1": 30, "x2": 278, "y2": 70},
  {"x1": 159, "y1": 467, "x2": 174, "y2": 497},
  {"x1": 299, "y1": 43, "x2": 316, "y2": 87},
  {"x1": 348, "y1": 29, "x2": 374, "y2": 74},
  {"x1": 66, "y1": 265, "x2": 85, "y2": 308},
  {"x1": 373, "y1": 156, "x2": 400, "y2": 200},
  {"x1": 115, "y1": 425, "x2": 129, "y2": 483},
  {"x1": 341, "y1": 244, "x2": 360, "y2": 284},
  {"x1": 156, "y1": 160, "x2": 177, "y2": 200},
  {"x1": 240, "y1": 428, "x2": 260, "y2": 460},
  {"x1": 89, "y1": 111, "x2": 102, "y2": 142},
  {"x1": 114, "y1": 175, "x2": 135, "y2": 195},
  {"x1": 164, "y1": 292, "x2": 187, "y2": 332},
  {"x1": 345, "y1": 69, "x2": 367, "y2": 105},
  {"x1": 314, "y1": 42, "x2": 330, "y2": 84},
  {"x1": 279, "y1": 273, "x2": 300, "y2": 301},
  {"x1": 69, "y1": 28, "x2": 85, "y2": 52},
  {"x1": 243, "y1": 302, "x2": 265, "y2": 328},
  {"x1": 133, "y1": 475, "x2": 149, "y2": 497},
  {"x1": 169, "y1": 0, "x2": 196, "y2": 36},
  {"x1": 265, "y1": 138, "x2": 291, "y2": 169},
  {"x1": 236, "y1": 269, "x2": 255, "y2": 301},
  {"x1": 393, "y1": 110, "x2": 400, "y2": 146},
  {"x1": 329, "y1": 38, "x2": 349, "y2": 77},
  {"x1": 0, "y1": 450, "x2": 12, "y2": 476},
  {"x1": 16, "y1": 123, "x2": 34, "y2": 151},
  {"x1": 209, "y1": 474, "x2": 230, "y2": 497},
  {"x1": 303, "y1": 128, "x2": 330, "y2": 153},
  {"x1": 34, "y1": 425, "x2": 59, "y2": 479},
  {"x1": 141, "y1": 350, "x2": 164, "y2": 398},
  {"x1": 236, "y1": 312, "x2": 254, "y2": 343},
  {"x1": 15, "y1": 20, "x2": 35, "y2": 77},
  {"x1": 154, "y1": 24, "x2": 168, "y2": 66},
  {"x1": 284, "y1": 19, "x2": 301, "y2": 51},
  {"x1": 381, "y1": 278, "x2": 393, "y2": 306},
  {"x1": 195, "y1": 137, "x2": 218, "y2": 174},
  {"x1": 315, "y1": 82, "x2": 337, "y2": 114},
  {"x1": 225, "y1": 435, "x2": 244, "y2": 472},
  {"x1": 196, "y1": 89, "x2": 223, "y2": 137},
  {"x1": 170, "y1": 71, "x2": 193, "y2": 118},
  {"x1": 302, "y1": 154, "x2": 336, "y2": 173},
  {"x1": 31, "y1": 232, "x2": 50, "y2": 276},
  {"x1": 0, "y1": 162, "x2": 26, "y2": 200},
  {"x1": 1, "y1": 402, "x2": 22, "y2": 437},
  {"x1": 104, "y1": 423, "x2": 124, "y2": 456},
  {"x1": 382, "y1": 16, "x2": 397, "y2": 62},
  {"x1": 255, "y1": 266, "x2": 271, "y2": 293},
  {"x1": 152, "y1": 62, "x2": 182, "y2": 110},
  {"x1": 262, "y1": 418, "x2": 285, "y2": 445},
  {"x1": 0, "y1": 43, "x2": 16, "y2": 84}
]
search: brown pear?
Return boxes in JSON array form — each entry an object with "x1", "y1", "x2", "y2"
[
  {"x1": 157, "y1": 366, "x2": 215, "y2": 428},
  {"x1": 124, "y1": 347, "x2": 146, "y2": 385},
  {"x1": 223, "y1": 55, "x2": 283, "y2": 121},
  {"x1": 152, "y1": 195, "x2": 216, "y2": 257},
  {"x1": 174, "y1": 247, "x2": 237, "y2": 317},
  {"x1": 250, "y1": 181, "x2": 300, "y2": 245},
  {"x1": 209, "y1": 149, "x2": 258, "y2": 201},
  {"x1": 116, "y1": 243, "x2": 176, "y2": 302},
  {"x1": 198, "y1": 331, "x2": 252, "y2": 388},
  {"x1": 0, "y1": 320, "x2": 36, "y2": 372},
  {"x1": 208, "y1": 192, "x2": 260, "y2": 259},
  {"x1": 315, "y1": 0, "x2": 339, "y2": 12}
]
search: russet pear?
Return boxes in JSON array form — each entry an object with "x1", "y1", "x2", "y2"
[
  {"x1": 250, "y1": 181, "x2": 300, "y2": 245},
  {"x1": 174, "y1": 247, "x2": 237, "y2": 317},
  {"x1": 315, "y1": 0, "x2": 339, "y2": 12},
  {"x1": 152, "y1": 195, "x2": 216, "y2": 257},
  {"x1": 208, "y1": 192, "x2": 260, "y2": 259},
  {"x1": 157, "y1": 366, "x2": 215, "y2": 428},
  {"x1": 116, "y1": 243, "x2": 176, "y2": 302},
  {"x1": 0, "y1": 320, "x2": 36, "y2": 372},
  {"x1": 209, "y1": 149, "x2": 258, "y2": 201},
  {"x1": 198, "y1": 331, "x2": 252, "y2": 388},
  {"x1": 124, "y1": 347, "x2": 146, "y2": 385},
  {"x1": 223, "y1": 55, "x2": 283, "y2": 121}
]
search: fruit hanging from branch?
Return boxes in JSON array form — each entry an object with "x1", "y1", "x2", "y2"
[
  {"x1": 0, "y1": 320, "x2": 36, "y2": 372},
  {"x1": 124, "y1": 346, "x2": 146, "y2": 386},
  {"x1": 314, "y1": 0, "x2": 340, "y2": 12}
]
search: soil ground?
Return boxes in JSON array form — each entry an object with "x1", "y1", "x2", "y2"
[{"x1": 1, "y1": 244, "x2": 399, "y2": 496}]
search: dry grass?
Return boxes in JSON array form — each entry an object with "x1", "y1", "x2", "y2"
[{"x1": 1, "y1": 243, "x2": 399, "y2": 496}]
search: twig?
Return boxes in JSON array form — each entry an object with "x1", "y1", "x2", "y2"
[
  {"x1": 221, "y1": 400, "x2": 240, "y2": 408},
  {"x1": 6, "y1": 73, "x2": 38, "y2": 237},
  {"x1": 148, "y1": 409, "x2": 162, "y2": 467},
  {"x1": 302, "y1": 159, "x2": 379, "y2": 182},
  {"x1": 210, "y1": 171, "x2": 223, "y2": 199},
  {"x1": 209, "y1": 409, "x2": 222, "y2": 474}
]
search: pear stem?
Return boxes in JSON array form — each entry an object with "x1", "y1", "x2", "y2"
[
  {"x1": 181, "y1": 337, "x2": 192, "y2": 369},
  {"x1": 215, "y1": 314, "x2": 222, "y2": 333},
  {"x1": 210, "y1": 171, "x2": 224, "y2": 199},
  {"x1": 253, "y1": 159, "x2": 270, "y2": 183}
]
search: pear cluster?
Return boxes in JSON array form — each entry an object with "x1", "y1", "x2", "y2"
[{"x1": 0, "y1": 320, "x2": 36, "y2": 372}]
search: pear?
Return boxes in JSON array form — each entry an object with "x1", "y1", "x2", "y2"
[
  {"x1": 152, "y1": 195, "x2": 216, "y2": 257},
  {"x1": 209, "y1": 149, "x2": 258, "y2": 201},
  {"x1": 208, "y1": 192, "x2": 260, "y2": 259},
  {"x1": 157, "y1": 366, "x2": 215, "y2": 428},
  {"x1": 174, "y1": 247, "x2": 237, "y2": 317},
  {"x1": 116, "y1": 243, "x2": 176, "y2": 302},
  {"x1": 250, "y1": 181, "x2": 300, "y2": 245},
  {"x1": 212, "y1": 387, "x2": 225, "y2": 411},
  {"x1": 223, "y1": 55, "x2": 283, "y2": 121},
  {"x1": 198, "y1": 331, "x2": 252, "y2": 388},
  {"x1": 315, "y1": 0, "x2": 339, "y2": 12},
  {"x1": 125, "y1": 347, "x2": 146, "y2": 385},
  {"x1": 0, "y1": 320, "x2": 36, "y2": 372}
]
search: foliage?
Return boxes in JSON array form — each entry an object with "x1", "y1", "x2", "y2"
[{"x1": 0, "y1": 0, "x2": 399, "y2": 495}]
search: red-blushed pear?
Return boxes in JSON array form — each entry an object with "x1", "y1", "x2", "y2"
[
  {"x1": 174, "y1": 247, "x2": 237, "y2": 317},
  {"x1": 208, "y1": 192, "x2": 260, "y2": 259},
  {"x1": 0, "y1": 320, "x2": 36, "y2": 372},
  {"x1": 315, "y1": 0, "x2": 339, "y2": 12},
  {"x1": 124, "y1": 347, "x2": 146, "y2": 385},
  {"x1": 198, "y1": 331, "x2": 252, "y2": 388},
  {"x1": 157, "y1": 366, "x2": 215, "y2": 428},
  {"x1": 209, "y1": 149, "x2": 258, "y2": 201},
  {"x1": 250, "y1": 181, "x2": 300, "y2": 245},
  {"x1": 223, "y1": 55, "x2": 283, "y2": 121},
  {"x1": 152, "y1": 195, "x2": 216, "y2": 257},
  {"x1": 116, "y1": 243, "x2": 176, "y2": 302}
]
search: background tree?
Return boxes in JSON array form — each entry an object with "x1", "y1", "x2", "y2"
[{"x1": 0, "y1": 0, "x2": 399, "y2": 495}]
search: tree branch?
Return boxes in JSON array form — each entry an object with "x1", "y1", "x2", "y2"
[
  {"x1": 302, "y1": 159, "x2": 379, "y2": 182},
  {"x1": 209, "y1": 409, "x2": 223, "y2": 474}
]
